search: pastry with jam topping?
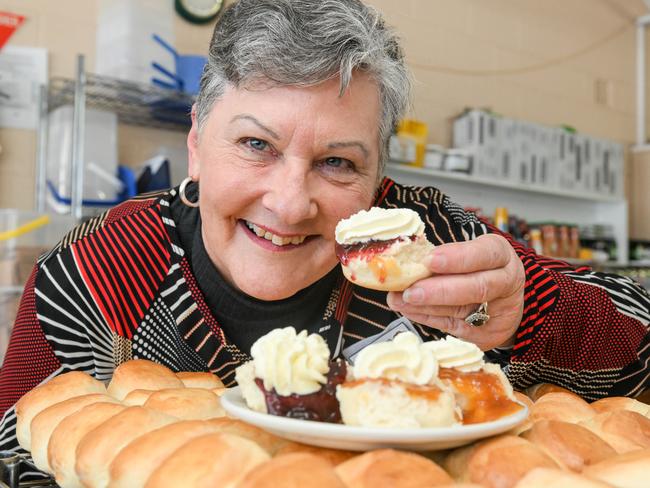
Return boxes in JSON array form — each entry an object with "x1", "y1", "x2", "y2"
[
  {"x1": 235, "y1": 327, "x2": 346, "y2": 423},
  {"x1": 334, "y1": 207, "x2": 435, "y2": 291},
  {"x1": 336, "y1": 332, "x2": 458, "y2": 428},
  {"x1": 424, "y1": 336, "x2": 524, "y2": 424}
]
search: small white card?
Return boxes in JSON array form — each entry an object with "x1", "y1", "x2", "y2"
[{"x1": 342, "y1": 316, "x2": 421, "y2": 365}]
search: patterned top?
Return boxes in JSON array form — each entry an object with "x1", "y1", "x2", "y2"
[{"x1": 1, "y1": 178, "x2": 649, "y2": 457}]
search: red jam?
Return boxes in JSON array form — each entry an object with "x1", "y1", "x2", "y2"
[
  {"x1": 255, "y1": 359, "x2": 347, "y2": 423},
  {"x1": 335, "y1": 236, "x2": 415, "y2": 265}
]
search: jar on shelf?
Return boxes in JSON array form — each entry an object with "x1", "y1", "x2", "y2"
[
  {"x1": 493, "y1": 207, "x2": 509, "y2": 233},
  {"x1": 529, "y1": 228, "x2": 543, "y2": 255},
  {"x1": 423, "y1": 144, "x2": 445, "y2": 170},
  {"x1": 541, "y1": 223, "x2": 558, "y2": 257},
  {"x1": 558, "y1": 224, "x2": 570, "y2": 257},
  {"x1": 569, "y1": 225, "x2": 580, "y2": 258},
  {"x1": 445, "y1": 148, "x2": 472, "y2": 173}
]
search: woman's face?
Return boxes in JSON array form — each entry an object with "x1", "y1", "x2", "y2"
[{"x1": 187, "y1": 74, "x2": 381, "y2": 300}]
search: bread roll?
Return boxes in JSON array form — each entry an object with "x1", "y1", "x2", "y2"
[
  {"x1": 205, "y1": 417, "x2": 288, "y2": 454},
  {"x1": 507, "y1": 391, "x2": 535, "y2": 435},
  {"x1": 526, "y1": 383, "x2": 574, "y2": 402},
  {"x1": 16, "y1": 371, "x2": 106, "y2": 450},
  {"x1": 513, "y1": 467, "x2": 613, "y2": 487},
  {"x1": 122, "y1": 389, "x2": 154, "y2": 406},
  {"x1": 579, "y1": 410, "x2": 650, "y2": 454},
  {"x1": 30, "y1": 393, "x2": 118, "y2": 473},
  {"x1": 239, "y1": 452, "x2": 346, "y2": 488},
  {"x1": 274, "y1": 442, "x2": 357, "y2": 466},
  {"x1": 106, "y1": 359, "x2": 183, "y2": 400},
  {"x1": 75, "y1": 406, "x2": 178, "y2": 488},
  {"x1": 48, "y1": 402, "x2": 126, "y2": 488},
  {"x1": 143, "y1": 388, "x2": 225, "y2": 419},
  {"x1": 583, "y1": 449, "x2": 650, "y2": 488},
  {"x1": 108, "y1": 420, "x2": 227, "y2": 488},
  {"x1": 335, "y1": 449, "x2": 453, "y2": 488},
  {"x1": 591, "y1": 396, "x2": 650, "y2": 417},
  {"x1": 530, "y1": 392, "x2": 596, "y2": 424},
  {"x1": 143, "y1": 432, "x2": 270, "y2": 488},
  {"x1": 444, "y1": 435, "x2": 559, "y2": 487},
  {"x1": 513, "y1": 391, "x2": 534, "y2": 410},
  {"x1": 521, "y1": 420, "x2": 616, "y2": 471},
  {"x1": 176, "y1": 371, "x2": 224, "y2": 389}
]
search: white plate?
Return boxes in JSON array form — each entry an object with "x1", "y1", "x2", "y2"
[{"x1": 220, "y1": 386, "x2": 529, "y2": 452}]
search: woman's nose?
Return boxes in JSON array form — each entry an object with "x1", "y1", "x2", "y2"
[{"x1": 261, "y1": 161, "x2": 318, "y2": 224}]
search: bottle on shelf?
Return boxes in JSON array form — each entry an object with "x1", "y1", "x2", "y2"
[{"x1": 494, "y1": 207, "x2": 509, "y2": 233}]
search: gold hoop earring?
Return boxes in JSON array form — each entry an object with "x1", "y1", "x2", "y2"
[{"x1": 179, "y1": 176, "x2": 199, "y2": 208}]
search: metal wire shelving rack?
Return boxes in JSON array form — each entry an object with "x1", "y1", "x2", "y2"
[{"x1": 35, "y1": 54, "x2": 194, "y2": 219}]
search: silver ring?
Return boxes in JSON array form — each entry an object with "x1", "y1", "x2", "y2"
[{"x1": 465, "y1": 302, "x2": 490, "y2": 327}]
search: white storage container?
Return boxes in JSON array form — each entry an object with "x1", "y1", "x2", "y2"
[
  {"x1": 423, "y1": 144, "x2": 445, "y2": 170},
  {"x1": 45, "y1": 105, "x2": 119, "y2": 213},
  {"x1": 95, "y1": 0, "x2": 175, "y2": 85}
]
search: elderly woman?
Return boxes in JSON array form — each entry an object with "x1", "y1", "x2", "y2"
[{"x1": 1, "y1": 0, "x2": 649, "y2": 455}]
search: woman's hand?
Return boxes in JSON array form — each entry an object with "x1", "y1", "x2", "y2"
[{"x1": 387, "y1": 234, "x2": 525, "y2": 351}]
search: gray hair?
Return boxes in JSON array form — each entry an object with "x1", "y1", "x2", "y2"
[{"x1": 195, "y1": 0, "x2": 411, "y2": 171}]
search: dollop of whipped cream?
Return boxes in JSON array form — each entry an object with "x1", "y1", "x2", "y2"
[
  {"x1": 335, "y1": 207, "x2": 425, "y2": 245},
  {"x1": 423, "y1": 336, "x2": 485, "y2": 372},
  {"x1": 250, "y1": 326, "x2": 330, "y2": 396},
  {"x1": 352, "y1": 332, "x2": 438, "y2": 385}
]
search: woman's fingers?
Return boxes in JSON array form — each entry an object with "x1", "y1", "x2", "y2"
[
  {"x1": 425, "y1": 234, "x2": 512, "y2": 274},
  {"x1": 396, "y1": 266, "x2": 520, "y2": 307}
]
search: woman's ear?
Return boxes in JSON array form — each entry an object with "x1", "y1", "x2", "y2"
[{"x1": 187, "y1": 105, "x2": 200, "y2": 179}]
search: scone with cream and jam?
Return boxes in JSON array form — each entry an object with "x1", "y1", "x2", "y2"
[
  {"x1": 336, "y1": 332, "x2": 458, "y2": 428},
  {"x1": 235, "y1": 327, "x2": 346, "y2": 423},
  {"x1": 337, "y1": 332, "x2": 524, "y2": 428},
  {"x1": 335, "y1": 207, "x2": 435, "y2": 291},
  {"x1": 424, "y1": 336, "x2": 523, "y2": 424}
]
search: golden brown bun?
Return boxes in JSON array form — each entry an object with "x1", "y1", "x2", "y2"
[
  {"x1": 434, "y1": 485, "x2": 485, "y2": 488},
  {"x1": 175, "y1": 371, "x2": 224, "y2": 389},
  {"x1": 525, "y1": 383, "x2": 574, "y2": 402},
  {"x1": 142, "y1": 387, "x2": 224, "y2": 419},
  {"x1": 238, "y1": 452, "x2": 347, "y2": 488},
  {"x1": 122, "y1": 389, "x2": 155, "y2": 406},
  {"x1": 507, "y1": 391, "x2": 535, "y2": 435},
  {"x1": 108, "y1": 420, "x2": 227, "y2": 488},
  {"x1": 205, "y1": 417, "x2": 289, "y2": 455},
  {"x1": 513, "y1": 391, "x2": 534, "y2": 409},
  {"x1": 274, "y1": 442, "x2": 357, "y2": 466},
  {"x1": 579, "y1": 410, "x2": 650, "y2": 454},
  {"x1": 444, "y1": 435, "x2": 559, "y2": 487},
  {"x1": 513, "y1": 467, "x2": 613, "y2": 488},
  {"x1": 521, "y1": 419, "x2": 616, "y2": 472},
  {"x1": 583, "y1": 448, "x2": 650, "y2": 487},
  {"x1": 143, "y1": 432, "x2": 270, "y2": 488},
  {"x1": 530, "y1": 392, "x2": 596, "y2": 424},
  {"x1": 30, "y1": 393, "x2": 117, "y2": 473},
  {"x1": 48, "y1": 402, "x2": 126, "y2": 488},
  {"x1": 75, "y1": 406, "x2": 178, "y2": 488},
  {"x1": 106, "y1": 359, "x2": 183, "y2": 400},
  {"x1": 591, "y1": 396, "x2": 650, "y2": 417},
  {"x1": 335, "y1": 449, "x2": 453, "y2": 488},
  {"x1": 16, "y1": 371, "x2": 106, "y2": 450}
]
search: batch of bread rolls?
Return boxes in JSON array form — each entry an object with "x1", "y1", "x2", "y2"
[{"x1": 13, "y1": 359, "x2": 650, "y2": 488}]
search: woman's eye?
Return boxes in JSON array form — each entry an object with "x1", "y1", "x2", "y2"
[
  {"x1": 246, "y1": 138, "x2": 269, "y2": 151},
  {"x1": 323, "y1": 157, "x2": 354, "y2": 171}
]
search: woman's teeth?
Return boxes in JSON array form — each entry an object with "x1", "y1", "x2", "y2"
[{"x1": 245, "y1": 221, "x2": 307, "y2": 246}]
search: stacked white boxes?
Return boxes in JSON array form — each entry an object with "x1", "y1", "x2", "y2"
[{"x1": 452, "y1": 109, "x2": 624, "y2": 198}]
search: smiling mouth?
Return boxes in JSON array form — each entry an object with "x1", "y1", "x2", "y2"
[{"x1": 243, "y1": 220, "x2": 309, "y2": 246}]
